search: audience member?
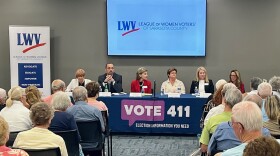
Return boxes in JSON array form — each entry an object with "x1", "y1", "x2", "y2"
[
  {"x1": 200, "y1": 88, "x2": 242, "y2": 153},
  {"x1": 0, "y1": 86, "x2": 32, "y2": 132},
  {"x1": 257, "y1": 82, "x2": 272, "y2": 122},
  {"x1": 269, "y1": 76, "x2": 280, "y2": 98},
  {"x1": 190, "y1": 67, "x2": 214, "y2": 94},
  {"x1": 131, "y1": 67, "x2": 152, "y2": 93},
  {"x1": 86, "y1": 81, "x2": 108, "y2": 111},
  {"x1": 44, "y1": 79, "x2": 66, "y2": 104},
  {"x1": 161, "y1": 67, "x2": 185, "y2": 94},
  {"x1": 263, "y1": 95, "x2": 280, "y2": 136},
  {"x1": 208, "y1": 94, "x2": 270, "y2": 155},
  {"x1": 243, "y1": 136, "x2": 280, "y2": 156},
  {"x1": 49, "y1": 91, "x2": 78, "y2": 132},
  {"x1": 212, "y1": 79, "x2": 227, "y2": 106},
  {"x1": 0, "y1": 88, "x2": 7, "y2": 111},
  {"x1": 204, "y1": 83, "x2": 237, "y2": 126},
  {"x1": 247, "y1": 77, "x2": 262, "y2": 95},
  {"x1": 229, "y1": 69, "x2": 245, "y2": 93},
  {"x1": 98, "y1": 63, "x2": 123, "y2": 93},
  {"x1": 25, "y1": 85, "x2": 43, "y2": 108},
  {"x1": 216, "y1": 101, "x2": 263, "y2": 156},
  {"x1": 0, "y1": 116, "x2": 28, "y2": 155},
  {"x1": 13, "y1": 102, "x2": 68, "y2": 156},
  {"x1": 66, "y1": 86, "x2": 105, "y2": 132},
  {"x1": 66, "y1": 68, "x2": 91, "y2": 92}
]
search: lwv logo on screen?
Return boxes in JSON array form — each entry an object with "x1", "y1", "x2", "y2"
[
  {"x1": 117, "y1": 21, "x2": 140, "y2": 36},
  {"x1": 17, "y1": 33, "x2": 46, "y2": 53}
]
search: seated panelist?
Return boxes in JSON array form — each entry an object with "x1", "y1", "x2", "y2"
[
  {"x1": 131, "y1": 67, "x2": 152, "y2": 93},
  {"x1": 161, "y1": 67, "x2": 185, "y2": 94},
  {"x1": 66, "y1": 68, "x2": 91, "y2": 92},
  {"x1": 190, "y1": 66, "x2": 214, "y2": 94},
  {"x1": 98, "y1": 63, "x2": 123, "y2": 93}
]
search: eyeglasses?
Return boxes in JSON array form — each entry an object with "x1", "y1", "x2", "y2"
[{"x1": 228, "y1": 121, "x2": 244, "y2": 129}]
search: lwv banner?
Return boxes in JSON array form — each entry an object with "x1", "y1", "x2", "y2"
[{"x1": 9, "y1": 26, "x2": 51, "y2": 97}]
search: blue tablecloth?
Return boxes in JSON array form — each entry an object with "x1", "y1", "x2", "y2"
[{"x1": 98, "y1": 94, "x2": 208, "y2": 134}]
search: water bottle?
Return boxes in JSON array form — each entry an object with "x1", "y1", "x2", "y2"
[
  {"x1": 104, "y1": 83, "x2": 109, "y2": 92},
  {"x1": 141, "y1": 87, "x2": 145, "y2": 93},
  {"x1": 161, "y1": 88, "x2": 164, "y2": 95},
  {"x1": 99, "y1": 86, "x2": 102, "y2": 92},
  {"x1": 194, "y1": 86, "x2": 199, "y2": 96}
]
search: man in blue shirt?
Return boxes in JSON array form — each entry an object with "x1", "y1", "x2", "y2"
[{"x1": 67, "y1": 86, "x2": 105, "y2": 132}]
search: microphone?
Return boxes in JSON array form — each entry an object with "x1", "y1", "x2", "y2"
[{"x1": 153, "y1": 80, "x2": 156, "y2": 98}]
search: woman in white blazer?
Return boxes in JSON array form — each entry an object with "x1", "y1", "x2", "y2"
[{"x1": 66, "y1": 68, "x2": 91, "y2": 92}]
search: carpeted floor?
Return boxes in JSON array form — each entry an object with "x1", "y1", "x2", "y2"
[{"x1": 106, "y1": 135, "x2": 199, "y2": 156}]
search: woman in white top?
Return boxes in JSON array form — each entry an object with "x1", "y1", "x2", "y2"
[
  {"x1": 66, "y1": 68, "x2": 91, "y2": 92},
  {"x1": 190, "y1": 66, "x2": 214, "y2": 94},
  {"x1": 161, "y1": 67, "x2": 185, "y2": 94},
  {"x1": 0, "y1": 86, "x2": 32, "y2": 132}
]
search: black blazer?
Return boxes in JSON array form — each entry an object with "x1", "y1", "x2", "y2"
[
  {"x1": 98, "y1": 73, "x2": 123, "y2": 93},
  {"x1": 190, "y1": 79, "x2": 214, "y2": 94}
]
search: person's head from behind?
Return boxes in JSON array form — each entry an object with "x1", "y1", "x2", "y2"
[
  {"x1": 51, "y1": 91, "x2": 71, "y2": 112},
  {"x1": 75, "y1": 68, "x2": 86, "y2": 84},
  {"x1": 264, "y1": 95, "x2": 280, "y2": 121},
  {"x1": 51, "y1": 79, "x2": 66, "y2": 93},
  {"x1": 0, "y1": 116, "x2": 9, "y2": 146},
  {"x1": 231, "y1": 101, "x2": 262, "y2": 142},
  {"x1": 72, "y1": 86, "x2": 88, "y2": 103},
  {"x1": 243, "y1": 136, "x2": 280, "y2": 156},
  {"x1": 212, "y1": 83, "x2": 226, "y2": 105},
  {"x1": 215, "y1": 79, "x2": 227, "y2": 90},
  {"x1": 0, "y1": 88, "x2": 7, "y2": 105},
  {"x1": 86, "y1": 81, "x2": 100, "y2": 98},
  {"x1": 25, "y1": 85, "x2": 41, "y2": 107},
  {"x1": 229, "y1": 69, "x2": 242, "y2": 83},
  {"x1": 250, "y1": 77, "x2": 262, "y2": 91},
  {"x1": 269, "y1": 76, "x2": 280, "y2": 92},
  {"x1": 167, "y1": 67, "x2": 177, "y2": 80},
  {"x1": 221, "y1": 83, "x2": 237, "y2": 99},
  {"x1": 257, "y1": 82, "x2": 272, "y2": 99},
  {"x1": 105, "y1": 63, "x2": 115, "y2": 75},
  {"x1": 195, "y1": 66, "x2": 209, "y2": 82},
  {"x1": 30, "y1": 102, "x2": 54, "y2": 127},
  {"x1": 136, "y1": 67, "x2": 148, "y2": 81},
  {"x1": 224, "y1": 88, "x2": 242, "y2": 109},
  {"x1": 243, "y1": 94, "x2": 263, "y2": 109},
  {"x1": 6, "y1": 86, "x2": 25, "y2": 107}
]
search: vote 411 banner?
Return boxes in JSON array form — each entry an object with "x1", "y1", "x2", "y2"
[{"x1": 9, "y1": 26, "x2": 51, "y2": 97}]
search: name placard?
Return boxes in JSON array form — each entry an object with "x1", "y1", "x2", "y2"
[
  {"x1": 129, "y1": 92, "x2": 142, "y2": 97},
  {"x1": 99, "y1": 92, "x2": 112, "y2": 97},
  {"x1": 167, "y1": 93, "x2": 181, "y2": 98}
]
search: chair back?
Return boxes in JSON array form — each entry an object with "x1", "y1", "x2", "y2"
[
  {"x1": 76, "y1": 120, "x2": 103, "y2": 151},
  {"x1": 6, "y1": 131, "x2": 21, "y2": 147},
  {"x1": 54, "y1": 129, "x2": 79, "y2": 156},
  {"x1": 101, "y1": 110, "x2": 110, "y2": 136},
  {"x1": 23, "y1": 147, "x2": 61, "y2": 156}
]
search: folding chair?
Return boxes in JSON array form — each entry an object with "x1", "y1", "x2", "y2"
[
  {"x1": 23, "y1": 147, "x2": 61, "y2": 156},
  {"x1": 54, "y1": 129, "x2": 79, "y2": 156}
]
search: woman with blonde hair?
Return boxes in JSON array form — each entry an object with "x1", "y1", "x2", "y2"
[
  {"x1": 190, "y1": 66, "x2": 214, "y2": 94},
  {"x1": 66, "y1": 68, "x2": 91, "y2": 92},
  {"x1": 25, "y1": 85, "x2": 43, "y2": 108},
  {"x1": 0, "y1": 116, "x2": 28, "y2": 155},
  {"x1": 263, "y1": 95, "x2": 280, "y2": 136},
  {"x1": 0, "y1": 86, "x2": 32, "y2": 132},
  {"x1": 131, "y1": 67, "x2": 152, "y2": 93},
  {"x1": 229, "y1": 69, "x2": 245, "y2": 93}
]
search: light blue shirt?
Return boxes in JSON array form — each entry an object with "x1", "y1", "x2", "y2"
[
  {"x1": 66, "y1": 101, "x2": 105, "y2": 131},
  {"x1": 221, "y1": 139, "x2": 280, "y2": 156},
  {"x1": 208, "y1": 122, "x2": 271, "y2": 155},
  {"x1": 261, "y1": 99, "x2": 269, "y2": 122}
]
